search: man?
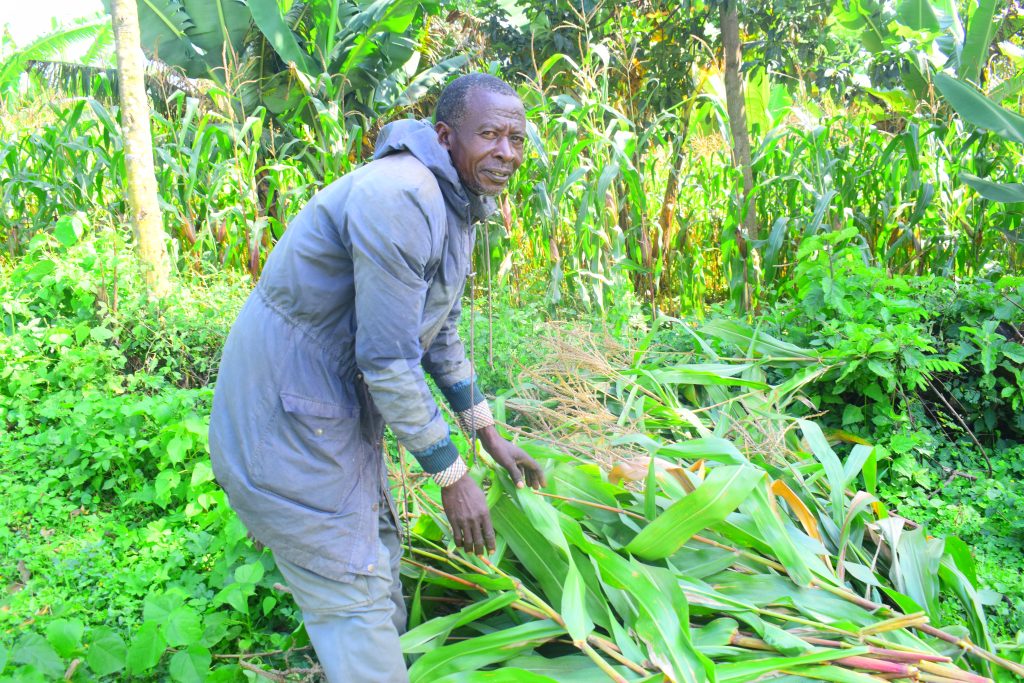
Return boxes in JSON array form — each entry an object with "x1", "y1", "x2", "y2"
[{"x1": 208, "y1": 73, "x2": 545, "y2": 682}]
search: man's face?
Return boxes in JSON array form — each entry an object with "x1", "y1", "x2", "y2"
[{"x1": 435, "y1": 89, "x2": 526, "y2": 196}]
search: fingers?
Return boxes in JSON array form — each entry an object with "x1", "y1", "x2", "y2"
[
  {"x1": 483, "y1": 518, "x2": 496, "y2": 554},
  {"x1": 467, "y1": 516, "x2": 485, "y2": 555},
  {"x1": 509, "y1": 462, "x2": 525, "y2": 489},
  {"x1": 455, "y1": 514, "x2": 493, "y2": 555},
  {"x1": 520, "y1": 457, "x2": 547, "y2": 489}
]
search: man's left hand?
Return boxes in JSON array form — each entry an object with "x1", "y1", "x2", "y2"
[{"x1": 476, "y1": 426, "x2": 546, "y2": 490}]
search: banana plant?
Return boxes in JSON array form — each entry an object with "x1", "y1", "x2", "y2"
[
  {"x1": 831, "y1": 0, "x2": 1005, "y2": 105},
  {"x1": 0, "y1": 16, "x2": 112, "y2": 103},
  {"x1": 934, "y1": 71, "x2": 1024, "y2": 204},
  {"x1": 104, "y1": 0, "x2": 465, "y2": 125}
]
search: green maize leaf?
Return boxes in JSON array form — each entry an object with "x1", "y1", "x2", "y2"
[
  {"x1": 798, "y1": 419, "x2": 847, "y2": 527},
  {"x1": 709, "y1": 574, "x2": 875, "y2": 627},
  {"x1": 716, "y1": 645, "x2": 869, "y2": 683},
  {"x1": 584, "y1": 543, "x2": 711, "y2": 683},
  {"x1": 401, "y1": 592, "x2": 518, "y2": 654},
  {"x1": 943, "y1": 536, "x2": 979, "y2": 585},
  {"x1": 493, "y1": 484, "x2": 609, "y2": 629},
  {"x1": 893, "y1": 528, "x2": 944, "y2": 621},
  {"x1": 789, "y1": 664, "x2": 888, "y2": 683},
  {"x1": 938, "y1": 556, "x2": 993, "y2": 655},
  {"x1": 407, "y1": 620, "x2": 565, "y2": 682},
  {"x1": 560, "y1": 562, "x2": 593, "y2": 643},
  {"x1": 490, "y1": 492, "x2": 568, "y2": 605},
  {"x1": 668, "y1": 544, "x2": 739, "y2": 579},
  {"x1": 837, "y1": 492, "x2": 877, "y2": 574},
  {"x1": 626, "y1": 465, "x2": 764, "y2": 559},
  {"x1": 841, "y1": 561, "x2": 881, "y2": 587},
  {"x1": 549, "y1": 463, "x2": 623, "y2": 512},
  {"x1": 710, "y1": 515, "x2": 776, "y2": 557},
  {"x1": 961, "y1": 173, "x2": 1024, "y2": 203},
  {"x1": 568, "y1": 545, "x2": 612, "y2": 632},
  {"x1": 701, "y1": 319, "x2": 818, "y2": 359},
  {"x1": 435, "y1": 670, "x2": 559, "y2": 683},
  {"x1": 761, "y1": 623, "x2": 813, "y2": 656},
  {"x1": 518, "y1": 440, "x2": 575, "y2": 463},
  {"x1": 841, "y1": 445, "x2": 874, "y2": 487},
  {"x1": 603, "y1": 603, "x2": 648, "y2": 665},
  {"x1": 407, "y1": 574, "x2": 425, "y2": 632},
  {"x1": 692, "y1": 618, "x2": 739, "y2": 648},
  {"x1": 628, "y1": 364, "x2": 771, "y2": 389},
  {"x1": 643, "y1": 452, "x2": 658, "y2": 520},
  {"x1": 879, "y1": 585, "x2": 925, "y2": 617},
  {"x1": 657, "y1": 438, "x2": 747, "y2": 465},
  {"x1": 505, "y1": 654, "x2": 632, "y2": 682},
  {"x1": 934, "y1": 72, "x2": 1024, "y2": 145},
  {"x1": 771, "y1": 364, "x2": 836, "y2": 409},
  {"x1": 739, "y1": 483, "x2": 814, "y2": 587},
  {"x1": 457, "y1": 574, "x2": 518, "y2": 592},
  {"x1": 514, "y1": 485, "x2": 574, "y2": 553}
]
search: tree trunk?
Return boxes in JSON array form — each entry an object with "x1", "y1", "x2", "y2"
[
  {"x1": 720, "y1": 0, "x2": 757, "y2": 310},
  {"x1": 110, "y1": 0, "x2": 171, "y2": 297}
]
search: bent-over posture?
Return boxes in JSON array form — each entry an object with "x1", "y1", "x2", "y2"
[{"x1": 209, "y1": 73, "x2": 545, "y2": 682}]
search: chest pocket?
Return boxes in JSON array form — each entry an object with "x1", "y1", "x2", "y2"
[{"x1": 250, "y1": 392, "x2": 366, "y2": 514}]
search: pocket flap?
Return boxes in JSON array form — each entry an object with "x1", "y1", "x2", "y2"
[{"x1": 280, "y1": 392, "x2": 353, "y2": 418}]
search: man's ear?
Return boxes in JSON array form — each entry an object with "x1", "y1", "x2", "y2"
[{"x1": 435, "y1": 121, "x2": 453, "y2": 151}]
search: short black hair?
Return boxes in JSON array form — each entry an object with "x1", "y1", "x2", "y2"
[{"x1": 434, "y1": 73, "x2": 518, "y2": 129}]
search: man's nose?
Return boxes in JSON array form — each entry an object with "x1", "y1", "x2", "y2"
[{"x1": 493, "y1": 136, "x2": 513, "y2": 160}]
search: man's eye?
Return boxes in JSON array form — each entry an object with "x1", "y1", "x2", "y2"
[
  {"x1": 480, "y1": 131, "x2": 497, "y2": 139},
  {"x1": 510, "y1": 136, "x2": 525, "y2": 145}
]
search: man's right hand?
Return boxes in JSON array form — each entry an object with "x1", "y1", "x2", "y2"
[{"x1": 440, "y1": 475, "x2": 495, "y2": 555}]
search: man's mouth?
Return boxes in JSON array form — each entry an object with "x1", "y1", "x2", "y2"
[{"x1": 482, "y1": 169, "x2": 511, "y2": 183}]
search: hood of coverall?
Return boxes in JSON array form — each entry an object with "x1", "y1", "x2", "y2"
[{"x1": 373, "y1": 118, "x2": 495, "y2": 224}]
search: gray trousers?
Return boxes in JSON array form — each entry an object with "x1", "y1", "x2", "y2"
[{"x1": 274, "y1": 503, "x2": 408, "y2": 683}]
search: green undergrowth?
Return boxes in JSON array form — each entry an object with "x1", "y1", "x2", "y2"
[
  {"x1": 2, "y1": 224, "x2": 1023, "y2": 680},
  {"x1": 751, "y1": 234, "x2": 1024, "y2": 636},
  {"x1": 0, "y1": 220, "x2": 298, "y2": 681}
]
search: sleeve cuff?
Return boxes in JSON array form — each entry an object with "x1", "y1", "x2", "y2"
[
  {"x1": 432, "y1": 457, "x2": 468, "y2": 487},
  {"x1": 412, "y1": 436, "x2": 460, "y2": 474},
  {"x1": 439, "y1": 377, "x2": 485, "y2": 413},
  {"x1": 457, "y1": 401, "x2": 495, "y2": 435}
]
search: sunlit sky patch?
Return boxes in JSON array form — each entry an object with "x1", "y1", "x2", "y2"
[{"x1": 2, "y1": 0, "x2": 105, "y2": 47}]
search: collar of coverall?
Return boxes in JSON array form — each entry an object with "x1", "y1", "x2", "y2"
[{"x1": 373, "y1": 118, "x2": 498, "y2": 224}]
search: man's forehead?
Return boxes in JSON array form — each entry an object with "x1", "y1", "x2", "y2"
[{"x1": 465, "y1": 89, "x2": 525, "y2": 123}]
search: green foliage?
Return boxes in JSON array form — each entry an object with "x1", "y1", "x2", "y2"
[
  {"x1": 387, "y1": 319, "x2": 1024, "y2": 680},
  {"x1": 702, "y1": 248, "x2": 1024, "y2": 640},
  {"x1": 112, "y1": 0, "x2": 465, "y2": 124},
  {"x1": 3, "y1": 217, "x2": 1023, "y2": 680},
  {"x1": 3, "y1": 1, "x2": 1024, "y2": 677},
  {"x1": 0, "y1": 16, "x2": 111, "y2": 103},
  {"x1": 759, "y1": 235, "x2": 1024, "y2": 444},
  {"x1": 0, "y1": 222, "x2": 300, "y2": 680}
]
